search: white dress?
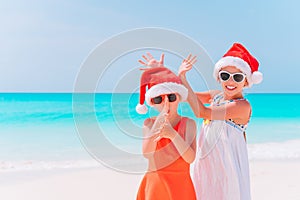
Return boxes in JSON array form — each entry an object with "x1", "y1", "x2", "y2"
[{"x1": 193, "y1": 93, "x2": 251, "y2": 200}]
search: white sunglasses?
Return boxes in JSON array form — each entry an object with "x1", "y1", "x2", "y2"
[{"x1": 218, "y1": 71, "x2": 246, "y2": 83}]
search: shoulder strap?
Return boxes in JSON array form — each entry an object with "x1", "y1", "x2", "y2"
[
  {"x1": 177, "y1": 117, "x2": 188, "y2": 139},
  {"x1": 212, "y1": 92, "x2": 224, "y2": 105}
]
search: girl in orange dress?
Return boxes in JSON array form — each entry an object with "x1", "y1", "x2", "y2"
[{"x1": 135, "y1": 53, "x2": 197, "y2": 200}]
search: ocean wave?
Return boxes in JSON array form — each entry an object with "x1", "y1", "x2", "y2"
[
  {"x1": 0, "y1": 160, "x2": 100, "y2": 172},
  {"x1": 0, "y1": 157, "x2": 148, "y2": 173},
  {"x1": 248, "y1": 139, "x2": 300, "y2": 161}
]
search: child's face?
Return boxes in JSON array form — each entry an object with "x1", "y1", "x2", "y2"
[
  {"x1": 218, "y1": 66, "x2": 248, "y2": 97},
  {"x1": 151, "y1": 93, "x2": 180, "y2": 114}
]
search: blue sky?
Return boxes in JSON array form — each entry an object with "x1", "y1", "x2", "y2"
[{"x1": 0, "y1": 0, "x2": 299, "y2": 93}]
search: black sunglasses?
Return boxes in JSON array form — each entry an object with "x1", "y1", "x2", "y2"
[
  {"x1": 219, "y1": 71, "x2": 246, "y2": 83},
  {"x1": 151, "y1": 94, "x2": 177, "y2": 104}
]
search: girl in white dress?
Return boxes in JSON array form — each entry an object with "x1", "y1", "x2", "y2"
[{"x1": 178, "y1": 43, "x2": 263, "y2": 200}]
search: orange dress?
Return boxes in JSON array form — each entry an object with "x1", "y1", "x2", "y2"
[{"x1": 137, "y1": 117, "x2": 196, "y2": 200}]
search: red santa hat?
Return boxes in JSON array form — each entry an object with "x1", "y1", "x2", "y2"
[
  {"x1": 136, "y1": 66, "x2": 188, "y2": 114},
  {"x1": 214, "y1": 43, "x2": 263, "y2": 87}
]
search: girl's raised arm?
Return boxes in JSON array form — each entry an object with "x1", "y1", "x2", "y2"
[{"x1": 178, "y1": 55, "x2": 202, "y2": 117}]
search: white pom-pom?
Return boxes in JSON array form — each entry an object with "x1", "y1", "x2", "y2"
[
  {"x1": 136, "y1": 104, "x2": 148, "y2": 114},
  {"x1": 251, "y1": 71, "x2": 263, "y2": 84}
]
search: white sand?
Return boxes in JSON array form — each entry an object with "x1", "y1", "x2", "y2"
[
  {"x1": 249, "y1": 161, "x2": 300, "y2": 200},
  {"x1": 0, "y1": 161, "x2": 300, "y2": 200}
]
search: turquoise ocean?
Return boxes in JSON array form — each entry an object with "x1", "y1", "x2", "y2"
[{"x1": 1, "y1": 93, "x2": 300, "y2": 172}]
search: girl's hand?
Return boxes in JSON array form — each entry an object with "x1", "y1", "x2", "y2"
[
  {"x1": 154, "y1": 118, "x2": 177, "y2": 142},
  {"x1": 138, "y1": 52, "x2": 165, "y2": 68},
  {"x1": 150, "y1": 97, "x2": 170, "y2": 139},
  {"x1": 153, "y1": 98, "x2": 176, "y2": 142},
  {"x1": 178, "y1": 54, "x2": 197, "y2": 77}
]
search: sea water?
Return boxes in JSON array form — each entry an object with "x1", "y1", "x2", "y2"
[{"x1": 1, "y1": 93, "x2": 300, "y2": 171}]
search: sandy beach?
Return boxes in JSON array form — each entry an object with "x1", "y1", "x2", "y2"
[
  {"x1": 249, "y1": 161, "x2": 300, "y2": 200},
  {"x1": 1, "y1": 161, "x2": 299, "y2": 200}
]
